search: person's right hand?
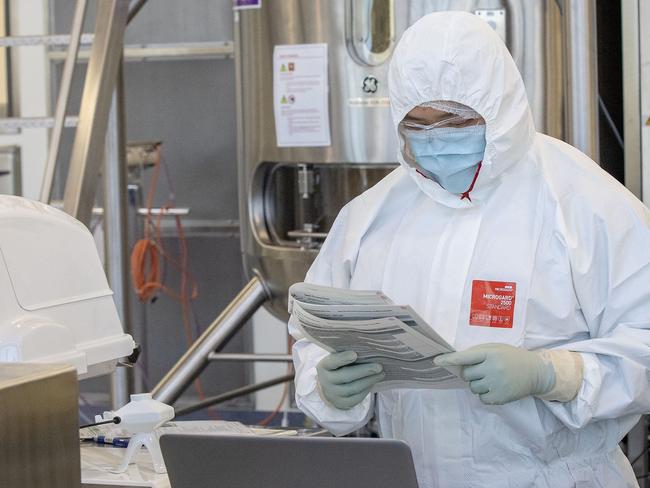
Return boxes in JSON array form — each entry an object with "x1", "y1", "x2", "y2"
[{"x1": 316, "y1": 351, "x2": 385, "y2": 410}]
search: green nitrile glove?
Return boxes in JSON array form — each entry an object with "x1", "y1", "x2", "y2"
[
  {"x1": 434, "y1": 343, "x2": 556, "y2": 405},
  {"x1": 316, "y1": 351, "x2": 385, "y2": 410}
]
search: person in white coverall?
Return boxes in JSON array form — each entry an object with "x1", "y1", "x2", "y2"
[{"x1": 288, "y1": 11, "x2": 650, "y2": 488}]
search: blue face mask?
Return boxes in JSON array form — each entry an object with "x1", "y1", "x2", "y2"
[{"x1": 404, "y1": 125, "x2": 486, "y2": 194}]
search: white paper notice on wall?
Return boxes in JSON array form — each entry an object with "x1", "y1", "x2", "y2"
[{"x1": 273, "y1": 43, "x2": 331, "y2": 147}]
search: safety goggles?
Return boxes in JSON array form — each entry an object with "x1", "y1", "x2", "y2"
[{"x1": 399, "y1": 112, "x2": 484, "y2": 131}]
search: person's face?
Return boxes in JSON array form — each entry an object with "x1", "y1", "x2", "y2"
[{"x1": 401, "y1": 105, "x2": 485, "y2": 129}]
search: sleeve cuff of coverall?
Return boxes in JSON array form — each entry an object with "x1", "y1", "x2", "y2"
[
  {"x1": 295, "y1": 371, "x2": 374, "y2": 436},
  {"x1": 536, "y1": 349, "x2": 584, "y2": 402},
  {"x1": 291, "y1": 336, "x2": 374, "y2": 436}
]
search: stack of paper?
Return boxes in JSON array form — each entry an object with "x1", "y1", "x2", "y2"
[{"x1": 289, "y1": 283, "x2": 464, "y2": 391}]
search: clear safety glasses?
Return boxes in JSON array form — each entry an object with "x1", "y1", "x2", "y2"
[
  {"x1": 400, "y1": 115, "x2": 484, "y2": 131},
  {"x1": 401, "y1": 101, "x2": 484, "y2": 130}
]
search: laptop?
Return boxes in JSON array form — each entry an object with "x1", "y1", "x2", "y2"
[{"x1": 160, "y1": 433, "x2": 419, "y2": 488}]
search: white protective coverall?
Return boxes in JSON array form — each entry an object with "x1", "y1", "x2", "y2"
[{"x1": 289, "y1": 11, "x2": 650, "y2": 488}]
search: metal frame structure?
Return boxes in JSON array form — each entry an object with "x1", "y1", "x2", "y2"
[
  {"x1": 173, "y1": 373, "x2": 294, "y2": 418},
  {"x1": 152, "y1": 275, "x2": 271, "y2": 405},
  {"x1": 62, "y1": 0, "x2": 130, "y2": 226},
  {"x1": 39, "y1": 0, "x2": 87, "y2": 204},
  {"x1": 104, "y1": 67, "x2": 131, "y2": 409},
  {"x1": 0, "y1": 33, "x2": 95, "y2": 47},
  {"x1": 48, "y1": 41, "x2": 235, "y2": 62},
  {"x1": 0, "y1": 115, "x2": 78, "y2": 130}
]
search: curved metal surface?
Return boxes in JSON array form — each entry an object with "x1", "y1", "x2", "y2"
[
  {"x1": 345, "y1": 0, "x2": 396, "y2": 67},
  {"x1": 563, "y1": 0, "x2": 599, "y2": 162},
  {"x1": 504, "y1": 0, "x2": 524, "y2": 67}
]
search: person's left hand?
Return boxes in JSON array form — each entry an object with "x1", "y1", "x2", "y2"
[{"x1": 434, "y1": 343, "x2": 556, "y2": 405}]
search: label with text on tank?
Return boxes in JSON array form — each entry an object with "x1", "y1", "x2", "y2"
[
  {"x1": 348, "y1": 97, "x2": 390, "y2": 107},
  {"x1": 469, "y1": 280, "x2": 516, "y2": 328}
]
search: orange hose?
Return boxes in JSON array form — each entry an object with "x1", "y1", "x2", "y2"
[{"x1": 129, "y1": 145, "x2": 214, "y2": 417}]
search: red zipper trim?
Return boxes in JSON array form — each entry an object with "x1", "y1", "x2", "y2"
[{"x1": 460, "y1": 162, "x2": 483, "y2": 201}]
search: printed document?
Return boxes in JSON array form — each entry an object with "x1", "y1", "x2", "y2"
[{"x1": 289, "y1": 283, "x2": 465, "y2": 391}]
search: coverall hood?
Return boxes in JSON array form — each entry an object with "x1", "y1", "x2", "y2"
[{"x1": 388, "y1": 11, "x2": 536, "y2": 207}]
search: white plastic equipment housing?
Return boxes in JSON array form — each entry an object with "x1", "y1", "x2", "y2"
[
  {"x1": 0, "y1": 195, "x2": 134, "y2": 377},
  {"x1": 98, "y1": 393, "x2": 175, "y2": 474},
  {"x1": 109, "y1": 393, "x2": 175, "y2": 433}
]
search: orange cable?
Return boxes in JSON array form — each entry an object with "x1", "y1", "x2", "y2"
[{"x1": 129, "y1": 145, "x2": 215, "y2": 418}]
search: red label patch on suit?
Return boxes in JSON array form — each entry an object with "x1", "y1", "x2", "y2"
[{"x1": 469, "y1": 280, "x2": 516, "y2": 328}]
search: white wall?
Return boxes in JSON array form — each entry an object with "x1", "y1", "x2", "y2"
[
  {"x1": 3, "y1": 0, "x2": 50, "y2": 199},
  {"x1": 252, "y1": 307, "x2": 292, "y2": 412}
]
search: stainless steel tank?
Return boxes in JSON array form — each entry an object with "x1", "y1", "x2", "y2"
[{"x1": 235, "y1": 0, "x2": 597, "y2": 320}]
